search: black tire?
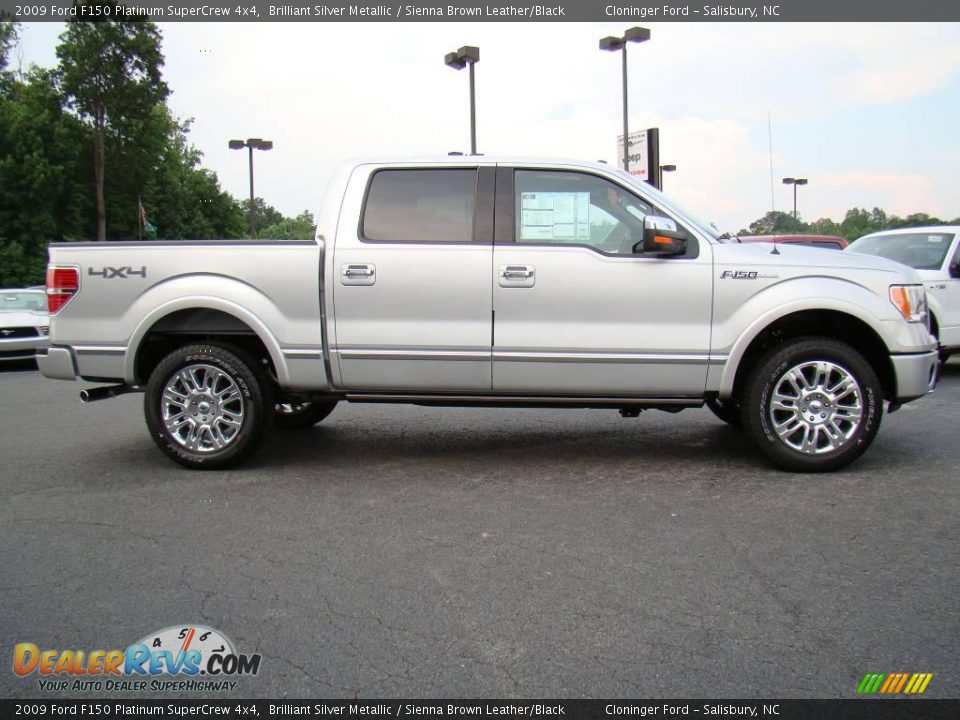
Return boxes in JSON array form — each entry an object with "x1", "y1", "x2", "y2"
[
  {"x1": 274, "y1": 400, "x2": 338, "y2": 429},
  {"x1": 741, "y1": 337, "x2": 882, "y2": 472},
  {"x1": 705, "y1": 396, "x2": 742, "y2": 427},
  {"x1": 144, "y1": 343, "x2": 272, "y2": 469}
]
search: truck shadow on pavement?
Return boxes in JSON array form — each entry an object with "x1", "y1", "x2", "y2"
[
  {"x1": 91, "y1": 410, "x2": 762, "y2": 483},
  {"x1": 250, "y1": 413, "x2": 761, "y2": 476}
]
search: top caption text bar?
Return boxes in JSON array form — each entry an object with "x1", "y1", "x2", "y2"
[{"x1": 3, "y1": 0, "x2": 959, "y2": 21}]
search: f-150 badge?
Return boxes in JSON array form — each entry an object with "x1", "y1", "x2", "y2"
[
  {"x1": 88, "y1": 266, "x2": 146, "y2": 279},
  {"x1": 720, "y1": 270, "x2": 778, "y2": 279}
]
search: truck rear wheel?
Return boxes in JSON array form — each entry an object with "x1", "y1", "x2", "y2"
[
  {"x1": 741, "y1": 337, "x2": 882, "y2": 472},
  {"x1": 144, "y1": 343, "x2": 271, "y2": 469},
  {"x1": 274, "y1": 400, "x2": 338, "y2": 429}
]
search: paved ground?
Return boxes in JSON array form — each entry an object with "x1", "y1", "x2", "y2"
[{"x1": 1, "y1": 361, "x2": 957, "y2": 699}]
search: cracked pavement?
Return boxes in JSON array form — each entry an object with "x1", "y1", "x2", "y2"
[{"x1": 1, "y1": 360, "x2": 958, "y2": 698}]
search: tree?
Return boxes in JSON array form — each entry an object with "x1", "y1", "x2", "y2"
[
  {"x1": 741, "y1": 210, "x2": 806, "y2": 236},
  {"x1": 56, "y1": 4, "x2": 168, "y2": 240},
  {"x1": 239, "y1": 198, "x2": 285, "y2": 236},
  {"x1": 259, "y1": 211, "x2": 316, "y2": 240},
  {"x1": 142, "y1": 112, "x2": 246, "y2": 239},
  {"x1": 739, "y1": 206, "x2": 956, "y2": 244},
  {"x1": 0, "y1": 20, "x2": 17, "y2": 73},
  {"x1": 0, "y1": 66, "x2": 92, "y2": 285}
]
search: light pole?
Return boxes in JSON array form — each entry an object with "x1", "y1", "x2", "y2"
[
  {"x1": 599, "y1": 27, "x2": 651, "y2": 173},
  {"x1": 782, "y1": 177, "x2": 808, "y2": 222},
  {"x1": 444, "y1": 46, "x2": 480, "y2": 155},
  {"x1": 659, "y1": 164, "x2": 677, "y2": 189},
  {"x1": 229, "y1": 137, "x2": 273, "y2": 238}
]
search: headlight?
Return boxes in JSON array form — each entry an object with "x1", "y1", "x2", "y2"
[{"x1": 889, "y1": 285, "x2": 927, "y2": 323}]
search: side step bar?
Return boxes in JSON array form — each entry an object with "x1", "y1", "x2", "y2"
[{"x1": 343, "y1": 393, "x2": 703, "y2": 411}]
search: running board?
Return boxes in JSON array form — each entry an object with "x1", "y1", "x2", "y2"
[{"x1": 343, "y1": 393, "x2": 703, "y2": 410}]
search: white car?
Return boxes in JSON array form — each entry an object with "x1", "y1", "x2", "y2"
[
  {"x1": 0, "y1": 288, "x2": 49, "y2": 363},
  {"x1": 847, "y1": 226, "x2": 960, "y2": 361}
]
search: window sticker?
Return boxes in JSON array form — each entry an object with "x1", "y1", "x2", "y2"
[{"x1": 520, "y1": 192, "x2": 591, "y2": 241}]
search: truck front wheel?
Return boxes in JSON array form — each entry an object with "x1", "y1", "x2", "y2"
[
  {"x1": 741, "y1": 337, "x2": 882, "y2": 472},
  {"x1": 144, "y1": 343, "x2": 271, "y2": 469}
]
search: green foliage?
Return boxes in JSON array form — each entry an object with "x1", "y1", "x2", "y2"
[
  {"x1": 56, "y1": 4, "x2": 168, "y2": 136},
  {"x1": 0, "y1": 20, "x2": 252, "y2": 285},
  {"x1": 740, "y1": 207, "x2": 955, "y2": 242},
  {"x1": 259, "y1": 211, "x2": 316, "y2": 240},
  {"x1": 0, "y1": 241, "x2": 45, "y2": 288},
  {"x1": 0, "y1": 67, "x2": 92, "y2": 285},
  {"x1": 741, "y1": 210, "x2": 806, "y2": 236},
  {"x1": 56, "y1": 4, "x2": 169, "y2": 239},
  {"x1": 806, "y1": 217, "x2": 841, "y2": 236},
  {"x1": 239, "y1": 198, "x2": 285, "y2": 235},
  {"x1": 0, "y1": 21, "x2": 17, "y2": 73}
]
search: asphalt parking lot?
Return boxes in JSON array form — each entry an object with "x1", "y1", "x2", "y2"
[{"x1": 1, "y1": 361, "x2": 958, "y2": 699}]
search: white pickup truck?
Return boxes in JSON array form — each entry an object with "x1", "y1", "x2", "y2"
[
  {"x1": 38, "y1": 157, "x2": 939, "y2": 472},
  {"x1": 846, "y1": 225, "x2": 960, "y2": 362}
]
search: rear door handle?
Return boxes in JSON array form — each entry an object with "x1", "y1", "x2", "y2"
[
  {"x1": 498, "y1": 264, "x2": 535, "y2": 287},
  {"x1": 341, "y1": 263, "x2": 376, "y2": 286}
]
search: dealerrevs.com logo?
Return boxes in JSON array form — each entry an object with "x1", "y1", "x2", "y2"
[{"x1": 13, "y1": 625, "x2": 262, "y2": 692}]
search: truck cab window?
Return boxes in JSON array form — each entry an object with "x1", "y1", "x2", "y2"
[
  {"x1": 514, "y1": 170, "x2": 678, "y2": 256},
  {"x1": 362, "y1": 168, "x2": 476, "y2": 243}
]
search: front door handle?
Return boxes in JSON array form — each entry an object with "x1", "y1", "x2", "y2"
[
  {"x1": 341, "y1": 263, "x2": 376, "y2": 286},
  {"x1": 500, "y1": 266, "x2": 534, "y2": 279},
  {"x1": 498, "y1": 264, "x2": 535, "y2": 288}
]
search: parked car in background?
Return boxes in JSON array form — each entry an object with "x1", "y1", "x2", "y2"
[
  {"x1": 0, "y1": 288, "x2": 49, "y2": 363},
  {"x1": 847, "y1": 226, "x2": 960, "y2": 361},
  {"x1": 738, "y1": 234, "x2": 848, "y2": 249}
]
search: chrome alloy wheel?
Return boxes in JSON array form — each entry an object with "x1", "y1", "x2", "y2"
[
  {"x1": 161, "y1": 364, "x2": 245, "y2": 452},
  {"x1": 769, "y1": 360, "x2": 863, "y2": 455}
]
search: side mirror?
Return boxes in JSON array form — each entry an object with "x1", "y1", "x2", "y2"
[{"x1": 634, "y1": 216, "x2": 687, "y2": 256}]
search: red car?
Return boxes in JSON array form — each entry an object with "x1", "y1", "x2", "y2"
[{"x1": 737, "y1": 234, "x2": 849, "y2": 249}]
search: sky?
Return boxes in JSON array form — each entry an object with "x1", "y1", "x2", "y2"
[{"x1": 14, "y1": 21, "x2": 960, "y2": 233}]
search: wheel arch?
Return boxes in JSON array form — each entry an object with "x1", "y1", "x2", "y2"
[
  {"x1": 127, "y1": 300, "x2": 287, "y2": 387},
  {"x1": 722, "y1": 309, "x2": 896, "y2": 401}
]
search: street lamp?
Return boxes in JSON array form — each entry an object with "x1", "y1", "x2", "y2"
[
  {"x1": 599, "y1": 27, "x2": 651, "y2": 173},
  {"x1": 782, "y1": 177, "x2": 808, "y2": 221},
  {"x1": 659, "y1": 164, "x2": 677, "y2": 189},
  {"x1": 444, "y1": 46, "x2": 480, "y2": 155},
  {"x1": 229, "y1": 137, "x2": 274, "y2": 238}
]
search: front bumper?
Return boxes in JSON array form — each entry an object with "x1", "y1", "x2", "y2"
[
  {"x1": 891, "y1": 350, "x2": 939, "y2": 402},
  {"x1": 36, "y1": 346, "x2": 78, "y2": 380},
  {"x1": 0, "y1": 336, "x2": 47, "y2": 362}
]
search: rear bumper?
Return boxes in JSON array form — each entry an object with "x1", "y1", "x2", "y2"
[
  {"x1": 37, "y1": 346, "x2": 78, "y2": 380},
  {"x1": 891, "y1": 350, "x2": 939, "y2": 402}
]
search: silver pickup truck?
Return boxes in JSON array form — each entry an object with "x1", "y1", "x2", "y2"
[{"x1": 38, "y1": 157, "x2": 939, "y2": 472}]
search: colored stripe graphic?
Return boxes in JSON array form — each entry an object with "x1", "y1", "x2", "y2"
[
  {"x1": 880, "y1": 674, "x2": 897, "y2": 693},
  {"x1": 858, "y1": 672, "x2": 932, "y2": 694},
  {"x1": 857, "y1": 673, "x2": 885, "y2": 694}
]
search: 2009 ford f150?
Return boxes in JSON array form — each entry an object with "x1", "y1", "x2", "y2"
[{"x1": 37, "y1": 157, "x2": 939, "y2": 471}]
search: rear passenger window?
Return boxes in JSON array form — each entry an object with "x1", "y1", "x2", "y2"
[{"x1": 362, "y1": 169, "x2": 476, "y2": 243}]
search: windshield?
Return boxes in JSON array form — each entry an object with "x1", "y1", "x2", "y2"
[
  {"x1": 847, "y1": 231, "x2": 956, "y2": 270},
  {"x1": 0, "y1": 291, "x2": 47, "y2": 312}
]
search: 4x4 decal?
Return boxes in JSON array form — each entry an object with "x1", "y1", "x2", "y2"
[{"x1": 88, "y1": 266, "x2": 146, "y2": 279}]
